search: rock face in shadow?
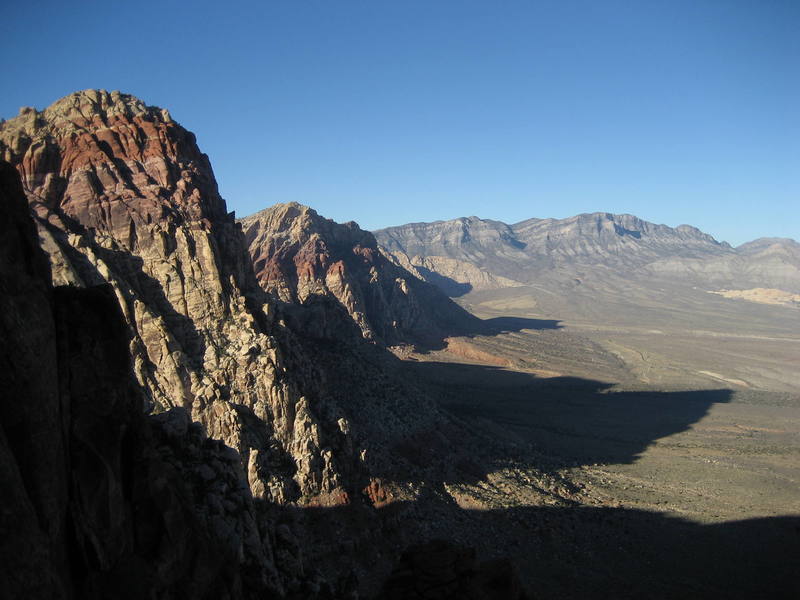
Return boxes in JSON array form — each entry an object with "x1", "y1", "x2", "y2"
[
  {"x1": 0, "y1": 161, "x2": 331, "y2": 599},
  {"x1": 380, "y1": 540, "x2": 527, "y2": 600},
  {"x1": 240, "y1": 202, "x2": 479, "y2": 347},
  {"x1": 377, "y1": 502, "x2": 800, "y2": 600}
]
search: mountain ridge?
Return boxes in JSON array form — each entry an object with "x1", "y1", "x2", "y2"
[
  {"x1": 374, "y1": 212, "x2": 799, "y2": 294},
  {"x1": 377, "y1": 212, "x2": 794, "y2": 249}
]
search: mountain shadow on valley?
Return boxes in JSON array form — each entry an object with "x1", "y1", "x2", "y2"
[
  {"x1": 400, "y1": 360, "x2": 732, "y2": 471},
  {"x1": 268, "y1": 495, "x2": 800, "y2": 599},
  {"x1": 416, "y1": 314, "x2": 563, "y2": 352},
  {"x1": 284, "y1": 318, "x2": 731, "y2": 490},
  {"x1": 479, "y1": 316, "x2": 562, "y2": 334}
]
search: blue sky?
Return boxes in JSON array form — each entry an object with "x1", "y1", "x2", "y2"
[{"x1": 1, "y1": 1, "x2": 797, "y2": 245}]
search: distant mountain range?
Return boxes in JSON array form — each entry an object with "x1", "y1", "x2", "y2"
[{"x1": 374, "y1": 213, "x2": 800, "y2": 296}]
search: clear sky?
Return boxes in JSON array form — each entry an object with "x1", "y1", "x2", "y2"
[{"x1": 2, "y1": 1, "x2": 797, "y2": 245}]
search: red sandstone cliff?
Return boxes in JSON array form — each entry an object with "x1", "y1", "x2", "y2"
[
  {"x1": 240, "y1": 202, "x2": 479, "y2": 348},
  {"x1": 0, "y1": 161, "x2": 341, "y2": 598}
]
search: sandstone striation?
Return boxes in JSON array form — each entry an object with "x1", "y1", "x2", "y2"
[
  {"x1": 240, "y1": 202, "x2": 479, "y2": 347},
  {"x1": 1, "y1": 90, "x2": 345, "y2": 505},
  {"x1": 0, "y1": 161, "x2": 336, "y2": 598}
]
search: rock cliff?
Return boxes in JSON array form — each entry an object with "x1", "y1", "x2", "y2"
[
  {"x1": 0, "y1": 90, "x2": 457, "y2": 517},
  {"x1": 1, "y1": 90, "x2": 343, "y2": 505},
  {"x1": 240, "y1": 202, "x2": 479, "y2": 347},
  {"x1": 0, "y1": 161, "x2": 337, "y2": 599}
]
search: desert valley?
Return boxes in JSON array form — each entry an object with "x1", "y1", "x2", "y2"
[{"x1": 1, "y1": 90, "x2": 798, "y2": 599}]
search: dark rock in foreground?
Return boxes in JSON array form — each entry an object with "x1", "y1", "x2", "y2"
[
  {"x1": 0, "y1": 161, "x2": 340, "y2": 598},
  {"x1": 380, "y1": 540, "x2": 526, "y2": 600}
]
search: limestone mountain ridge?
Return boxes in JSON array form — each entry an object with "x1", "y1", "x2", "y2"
[{"x1": 375, "y1": 213, "x2": 800, "y2": 294}]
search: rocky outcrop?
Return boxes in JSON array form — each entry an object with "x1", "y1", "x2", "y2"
[
  {"x1": 240, "y1": 202, "x2": 479, "y2": 347},
  {"x1": 0, "y1": 161, "x2": 336, "y2": 599},
  {"x1": 0, "y1": 90, "x2": 446, "y2": 514},
  {"x1": 1, "y1": 90, "x2": 266, "y2": 412}
]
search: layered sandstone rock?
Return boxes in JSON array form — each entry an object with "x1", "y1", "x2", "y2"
[
  {"x1": 0, "y1": 161, "x2": 335, "y2": 599},
  {"x1": 1, "y1": 90, "x2": 262, "y2": 411},
  {"x1": 240, "y1": 202, "x2": 479, "y2": 347}
]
